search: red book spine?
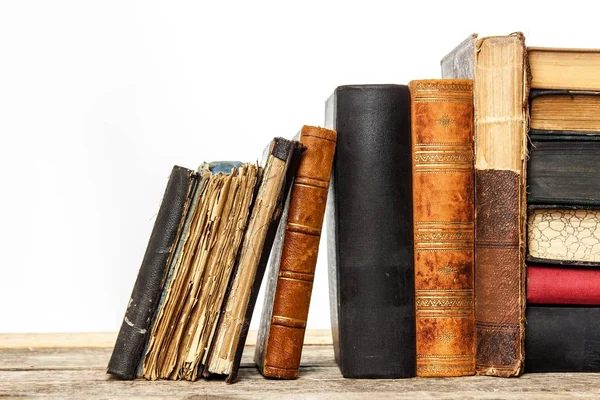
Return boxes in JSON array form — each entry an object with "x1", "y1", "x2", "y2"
[{"x1": 527, "y1": 265, "x2": 600, "y2": 305}]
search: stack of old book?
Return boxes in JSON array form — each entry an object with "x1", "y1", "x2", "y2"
[
  {"x1": 107, "y1": 126, "x2": 338, "y2": 383},
  {"x1": 525, "y1": 48, "x2": 600, "y2": 372},
  {"x1": 325, "y1": 33, "x2": 531, "y2": 379},
  {"x1": 107, "y1": 33, "x2": 600, "y2": 383}
]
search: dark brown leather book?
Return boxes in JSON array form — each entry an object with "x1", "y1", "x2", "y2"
[
  {"x1": 442, "y1": 33, "x2": 529, "y2": 377},
  {"x1": 409, "y1": 79, "x2": 475, "y2": 377},
  {"x1": 255, "y1": 125, "x2": 337, "y2": 379}
]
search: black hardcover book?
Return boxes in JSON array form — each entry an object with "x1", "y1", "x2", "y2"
[
  {"x1": 325, "y1": 85, "x2": 416, "y2": 378},
  {"x1": 526, "y1": 306, "x2": 600, "y2": 372},
  {"x1": 528, "y1": 138, "x2": 600, "y2": 206},
  {"x1": 107, "y1": 165, "x2": 196, "y2": 379}
]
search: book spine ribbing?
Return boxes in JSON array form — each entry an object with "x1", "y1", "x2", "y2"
[
  {"x1": 409, "y1": 79, "x2": 475, "y2": 377},
  {"x1": 256, "y1": 126, "x2": 337, "y2": 379}
]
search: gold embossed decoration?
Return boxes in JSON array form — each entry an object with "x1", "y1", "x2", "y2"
[
  {"x1": 437, "y1": 264, "x2": 458, "y2": 275},
  {"x1": 436, "y1": 114, "x2": 454, "y2": 129},
  {"x1": 437, "y1": 332, "x2": 455, "y2": 342},
  {"x1": 410, "y1": 79, "x2": 475, "y2": 377}
]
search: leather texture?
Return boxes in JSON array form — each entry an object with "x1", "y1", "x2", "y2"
[
  {"x1": 206, "y1": 138, "x2": 305, "y2": 383},
  {"x1": 443, "y1": 33, "x2": 529, "y2": 377},
  {"x1": 475, "y1": 169, "x2": 524, "y2": 376},
  {"x1": 528, "y1": 206, "x2": 600, "y2": 265},
  {"x1": 528, "y1": 265, "x2": 600, "y2": 305},
  {"x1": 526, "y1": 306, "x2": 600, "y2": 372},
  {"x1": 255, "y1": 126, "x2": 337, "y2": 379},
  {"x1": 409, "y1": 79, "x2": 475, "y2": 377},
  {"x1": 325, "y1": 85, "x2": 416, "y2": 379},
  {"x1": 107, "y1": 165, "x2": 195, "y2": 380},
  {"x1": 528, "y1": 139, "x2": 600, "y2": 206}
]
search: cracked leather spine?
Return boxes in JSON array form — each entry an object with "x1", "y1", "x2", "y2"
[
  {"x1": 409, "y1": 79, "x2": 475, "y2": 377},
  {"x1": 255, "y1": 125, "x2": 337, "y2": 379},
  {"x1": 107, "y1": 166, "x2": 196, "y2": 379}
]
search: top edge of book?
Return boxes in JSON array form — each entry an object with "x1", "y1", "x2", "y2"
[
  {"x1": 529, "y1": 47, "x2": 600, "y2": 54},
  {"x1": 334, "y1": 84, "x2": 408, "y2": 91}
]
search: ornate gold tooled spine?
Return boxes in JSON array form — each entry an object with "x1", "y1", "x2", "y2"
[{"x1": 409, "y1": 79, "x2": 475, "y2": 377}]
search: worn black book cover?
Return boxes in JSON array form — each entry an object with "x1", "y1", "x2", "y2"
[
  {"x1": 107, "y1": 165, "x2": 196, "y2": 379},
  {"x1": 528, "y1": 138, "x2": 600, "y2": 205},
  {"x1": 526, "y1": 306, "x2": 600, "y2": 372},
  {"x1": 325, "y1": 85, "x2": 416, "y2": 378}
]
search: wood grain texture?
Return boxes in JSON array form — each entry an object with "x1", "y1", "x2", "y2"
[
  {"x1": 1, "y1": 344, "x2": 599, "y2": 399},
  {"x1": 0, "y1": 330, "x2": 333, "y2": 349}
]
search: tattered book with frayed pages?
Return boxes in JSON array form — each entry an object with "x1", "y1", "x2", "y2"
[{"x1": 107, "y1": 137, "x2": 304, "y2": 383}]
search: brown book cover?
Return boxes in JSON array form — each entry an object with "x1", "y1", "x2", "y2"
[
  {"x1": 442, "y1": 33, "x2": 529, "y2": 377},
  {"x1": 204, "y1": 137, "x2": 305, "y2": 383},
  {"x1": 255, "y1": 125, "x2": 337, "y2": 379},
  {"x1": 409, "y1": 79, "x2": 475, "y2": 377}
]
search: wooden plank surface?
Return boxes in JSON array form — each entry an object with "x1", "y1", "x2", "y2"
[
  {"x1": 1, "y1": 344, "x2": 600, "y2": 399},
  {"x1": 0, "y1": 330, "x2": 333, "y2": 349}
]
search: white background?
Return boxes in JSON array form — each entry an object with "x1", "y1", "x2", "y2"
[{"x1": 1, "y1": 0, "x2": 598, "y2": 333}]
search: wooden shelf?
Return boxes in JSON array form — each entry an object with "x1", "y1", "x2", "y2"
[{"x1": 1, "y1": 332, "x2": 598, "y2": 399}]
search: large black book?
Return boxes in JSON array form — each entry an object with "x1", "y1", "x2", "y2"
[
  {"x1": 325, "y1": 85, "x2": 416, "y2": 378},
  {"x1": 527, "y1": 138, "x2": 600, "y2": 205},
  {"x1": 526, "y1": 306, "x2": 600, "y2": 372},
  {"x1": 107, "y1": 165, "x2": 196, "y2": 379}
]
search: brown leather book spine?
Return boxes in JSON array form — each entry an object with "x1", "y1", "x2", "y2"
[
  {"x1": 409, "y1": 79, "x2": 475, "y2": 377},
  {"x1": 473, "y1": 34, "x2": 529, "y2": 377},
  {"x1": 261, "y1": 126, "x2": 337, "y2": 379}
]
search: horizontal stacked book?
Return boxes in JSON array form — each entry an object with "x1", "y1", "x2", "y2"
[{"x1": 526, "y1": 48, "x2": 600, "y2": 372}]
